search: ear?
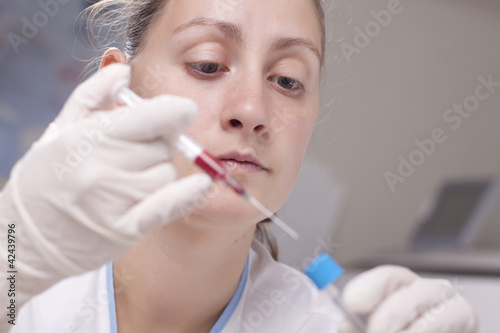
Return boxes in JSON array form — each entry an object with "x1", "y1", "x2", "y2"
[{"x1": 100, "y1": 48, "x2": 127, "y2": 70}]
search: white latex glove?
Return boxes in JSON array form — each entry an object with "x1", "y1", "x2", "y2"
[
  {"x1": 0, "y1": 64, "x2": 212, "y2": 313},
  {"x1": 339, "y1": 265, "x2": 478, "y2": 333}
]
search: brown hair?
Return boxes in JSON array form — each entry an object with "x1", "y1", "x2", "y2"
[{"x1": 84, "y1": 0, "x2": 326, "y2": 260}]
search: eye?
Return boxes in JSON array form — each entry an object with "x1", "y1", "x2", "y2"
[
  {"x1": 278, "y1": 77, "x2": 299, "y2": 89},
  {"x1": 185, "y1": 62, "x2": 227, "y2": 79},
  {"x1": 270, "y1": 75, "x2": 304, "y2": 96},
  {"x1": 195, "y1": 62, "x2": 220, "y2": 74}
]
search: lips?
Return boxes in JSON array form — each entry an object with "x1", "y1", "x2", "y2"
[{"x1": 216, "y1": 152, "x2": 267, "y2": 173}]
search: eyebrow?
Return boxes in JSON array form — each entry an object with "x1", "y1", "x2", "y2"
[
  {"x1": 172, "y1": 18, "x2": 243, "y2": 45},
  {"x1": 172, "y1": 18, "x2": 322, "y2": 64},
  {"x1": 270, "y1": 37, "x2": 322, "y2": 64}
]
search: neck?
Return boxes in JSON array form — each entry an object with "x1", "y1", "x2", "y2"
[{"x1": 114, "y1": 218, "x2": 255, "y2": 333}]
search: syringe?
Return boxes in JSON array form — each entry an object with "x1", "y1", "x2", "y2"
[{"x1": 117, "y1": 87, "x2": 299, "y2": 240}]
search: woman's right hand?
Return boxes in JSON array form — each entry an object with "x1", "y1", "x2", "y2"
[{"x1": 0, "y1": 64, "x2": 212, "y2": 307}]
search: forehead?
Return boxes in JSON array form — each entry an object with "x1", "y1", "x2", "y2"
[{"x1": 157, "y1": 0, "x2": 322, "y2": 55}]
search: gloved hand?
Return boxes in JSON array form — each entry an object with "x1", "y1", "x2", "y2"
[
  {"x1": 338, "y1": 265, "x2": 478, "y2": 333},
  {"x1": 0, "y1": 64, "x2": 212, "y2": 309}
]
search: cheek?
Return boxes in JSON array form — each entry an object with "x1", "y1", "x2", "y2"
[
  {"x1": 130, "y1": 65, "x2": 222, "y2": 151},
  {"x1": 274, "y1": 105, "x2": 316, "y2": 159},
  {"x1": 287, "y1": 124, "x2": 314, "y2": 169},
  {"x1": 129, "y1": 62, "x2": 171, "y2": 98},
  {"x1": 131, "y1": 62, "x2": 221, "y2": 129},
  {"x1": 270, "y1": 115, "x2": 316, "y2": 207}
]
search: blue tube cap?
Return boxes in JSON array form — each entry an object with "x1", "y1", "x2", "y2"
[{"x1": 304, "y1": 252, "x2": 344, "y2": 290}]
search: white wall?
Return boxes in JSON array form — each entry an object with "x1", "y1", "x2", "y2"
[{"x1": 279, "y1": 0, "x2": 500, "y2": 266}]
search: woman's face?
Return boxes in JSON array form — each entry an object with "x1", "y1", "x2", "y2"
[{"x1": 130, "y1": 0, "x2": 322, "y2": 227}]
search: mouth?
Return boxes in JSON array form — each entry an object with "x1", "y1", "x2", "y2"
[{"x1": 216, "y1": 152, "x2": 267, "y2": 173}]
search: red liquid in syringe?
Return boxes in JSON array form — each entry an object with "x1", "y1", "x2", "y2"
[{"x1": 193, "y1": 151, "x2": 247, "y2": 197}]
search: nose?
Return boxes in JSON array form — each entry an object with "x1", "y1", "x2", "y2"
[{"x1": 220, "y1": 75, "x2": 271, "y2": 139}]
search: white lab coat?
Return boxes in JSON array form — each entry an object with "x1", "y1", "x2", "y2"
[{"x1": 12, "y1": 240, "x2": 341, "y2": 332}]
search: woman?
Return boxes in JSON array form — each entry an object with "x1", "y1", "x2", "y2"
[{"x1": 0, "y1": 0, "x2": 477, "y2": 332}]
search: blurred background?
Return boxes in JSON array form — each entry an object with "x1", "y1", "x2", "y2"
[{"x1": 1, "y1": 0, "x2": 499, "y2": 331}]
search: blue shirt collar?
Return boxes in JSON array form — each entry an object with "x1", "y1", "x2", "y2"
[{"x1": 106, "y1": 255, "x2": 250, "y2": 333}]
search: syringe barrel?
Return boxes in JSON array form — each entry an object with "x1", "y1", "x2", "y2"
[
  {"x1": 116, "y1": 87, "x2": 299, "y2": 239},
  {"x1": 117, "y1": 87, "x2": 244, "y2": 193},
  {"x1": 117, "y1": 86, "x2": 142, "y2": 105},
  {"x1": 117, "y1": 88, "x2": 202, "y2": 162},
  {"x1": 175, "y1": 135, "x2": 203, "y2": 161},
  {"x1": 193, "y1": 151, "x2": 227, "y2": 180},
  {"x1": 117, "y1": 88, "x2": 203, "y2": 162}
]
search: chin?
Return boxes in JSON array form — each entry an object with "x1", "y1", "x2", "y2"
[
  {"x1": 190, "y1": 183, "x2": 264, "y2": 226},
  {"x1": 173, "y1": 155, "x2": 291, "y2": 227}
]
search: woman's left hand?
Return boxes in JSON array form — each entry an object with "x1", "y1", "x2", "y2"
[{"x1": 338, "y1": 265, "x2": 478, "y2": 333}]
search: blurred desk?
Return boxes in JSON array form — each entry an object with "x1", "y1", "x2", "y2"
[{"x1": 359, "y1": 250, "x2": 500, "y2": 275}]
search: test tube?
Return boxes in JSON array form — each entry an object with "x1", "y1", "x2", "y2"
[{"x1": 304, "y1": 253, "x2": 367, "y2": 333}]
